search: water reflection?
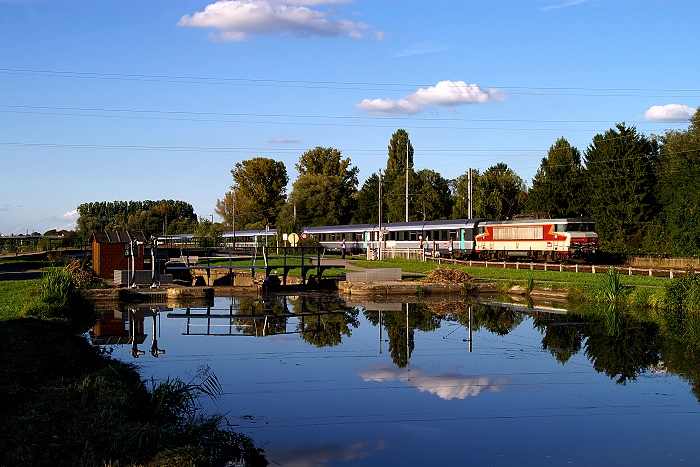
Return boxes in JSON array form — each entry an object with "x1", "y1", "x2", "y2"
[
  {"x1": 91, "y1": 294, "x2": 700, "y2": 465},
  {"x1": 91, "y1": 305, "x2": 169, "y2": 358},
  {"x1": 91, "y1": 294, "x2": 699, "y2": 399},
  {"x1": 359, "y1": 365, "x2": 507, "y2": 400}
]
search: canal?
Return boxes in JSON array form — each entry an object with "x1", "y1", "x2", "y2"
[{"x1": 93, "y1": 294, "x2": 700, "y2": 466}]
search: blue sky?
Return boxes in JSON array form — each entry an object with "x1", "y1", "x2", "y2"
[{"x1": 1, "y1": 0, "x2": 699, "y2": 235}]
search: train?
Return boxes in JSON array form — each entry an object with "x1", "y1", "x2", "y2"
[{"x1": 157, "y1": 215, "x2": 598, "y2": 263}]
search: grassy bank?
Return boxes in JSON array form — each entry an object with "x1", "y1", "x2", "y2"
[
  {"x1": 0, "y1": 263, "x2": 268, "y2": 466},
  {"x1": 0, "y1": 319, "x2": 267, "y2": 466},
  {"x1": 0, "y1": 279, "x2": 40, "y2": 320},
  {"x1": 351, "y1": 257, "x2": 669, "y2": 305}
]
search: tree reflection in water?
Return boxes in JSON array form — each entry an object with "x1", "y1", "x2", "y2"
[{"x1": 102, "y1": 293, "x2": 700, "y2": 403}]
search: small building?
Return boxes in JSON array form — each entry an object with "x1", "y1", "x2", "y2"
[{"x1": 91, "y1": 230, "x2": 147, "y2": 280}]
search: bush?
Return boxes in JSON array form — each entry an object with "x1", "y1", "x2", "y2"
[{"x1": 21, "y1": 268, "x2": 97, "y2": 332}]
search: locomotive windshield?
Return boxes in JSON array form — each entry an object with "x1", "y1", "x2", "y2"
[{"x1": 566, "y1": 223, "x2": 594, "y2": 232}]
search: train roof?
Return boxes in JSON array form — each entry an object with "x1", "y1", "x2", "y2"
[
  {"x1": 481, "y1": 217, "x2": 595, "y2": 225},
  {"x1": 381, "y1": 218, "x2": 483, "y2": 231},
  {"x1": 221, "y1": 229, "x2": 277, "y2": 237},
  {"x1": 302, "y1": 223, "x2": 377, "y2": 234},
  {"x1": 302, "y1": 219, "x2": 483, "y2": 234}
]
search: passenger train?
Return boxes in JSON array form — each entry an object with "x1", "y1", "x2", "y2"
[{"x1": 157, "y1": 215, "x2": 598, "y2": 263}]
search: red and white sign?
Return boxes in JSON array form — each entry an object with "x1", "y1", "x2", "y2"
[{"x1": 300, "y1": 232, "x2": 308, "y2": 240}]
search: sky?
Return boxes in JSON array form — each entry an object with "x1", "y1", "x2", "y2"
[{"x1": 1, "y1": 0, "x2": 699, "y2": 235}]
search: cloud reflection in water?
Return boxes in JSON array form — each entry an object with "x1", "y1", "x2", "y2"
[{"x1": 359, "y1": 365, "x2": 507, "y2": 400}]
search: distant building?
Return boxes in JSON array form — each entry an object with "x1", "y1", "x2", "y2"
[{"x1": 91, "y1": 230, "x2": 147, "y2": 279}]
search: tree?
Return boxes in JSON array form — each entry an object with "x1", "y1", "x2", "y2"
[
  {"x1": 657, "y1": 107, "x2": 700, "y2": 256},
  {"x1": 282, "y1": 147, "x2": 359, "y2": 228},
  {"x1": 413, "y1": 169, "x2": 453, "y2": 220},
  {"x1": 229, "y1": 158, "x2": 288, "y2": 230},
  {"x1": 450, "y1": 172, "x2": 472, "y2": 219},
  {"x1": 194, "y1": 218, "x2": 222, "y2": 248},
  {"x1": 526, "y1": 137, "x2": 585, "y2": 217},
  {"x1": 215, "y1": 191, "x2": 236, "y2": 232},
  {"x1": 75, "y1": 200, "x2": 197, "y2": 238},
  {"x1": 472, "y1": 164, "x2": 526, "y2": 220},
  {"x1": 352, "y1": 173, "x2": 381, "y2": 224},
  {"x1": 384, "y1": 129, "x2": 416, "y2": 222},
  {"x1": 583, "y1": 123, "x2": 659, "y2": 253}
]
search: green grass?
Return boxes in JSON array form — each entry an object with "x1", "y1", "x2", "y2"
[
  {"x1": 0, "y1": 319, "x2": 267, "y2": 466},
  {"x1": 0, "y1": 279, "x2": 41, "y2": 320},
  {"x1": 355, "y1": 257, "x2": 669, "y2": 287}
]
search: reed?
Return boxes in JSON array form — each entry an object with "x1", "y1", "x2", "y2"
[{"x1": 600, "y1": 267, "x2": 626, "y2": 304}]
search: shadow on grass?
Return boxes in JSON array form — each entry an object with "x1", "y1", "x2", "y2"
[{"x1": 0, "y1": 318, "x2": 267, "y2": 466}]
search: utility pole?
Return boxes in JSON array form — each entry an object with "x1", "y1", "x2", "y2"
[
  {"x1": 405, "y1": 141, "x2": 409, "y2": 222},
  {"x1": 468, "y1": 168, "x2": 473, "y2": 219},
  {"x1": 378, "y1": 170, "x2": 383, "y2": 260}
]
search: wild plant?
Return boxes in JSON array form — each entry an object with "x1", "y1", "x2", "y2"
[{"x1": 600, "y1": 267, "x2": 626, "y2": 304}]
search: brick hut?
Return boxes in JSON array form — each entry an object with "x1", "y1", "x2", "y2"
[{"x1": 91, "y1": 231, "x2": 147, "y2": 279}]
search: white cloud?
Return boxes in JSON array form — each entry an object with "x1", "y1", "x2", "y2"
[
  {"x1": 643, "y1": 104, "x2": 695, "y2": 122},
  {"x1": 178, "y1": 0, "x2": 382, "y2": 41},
  {"x1": 61, "y1": 209, "x2": 79, "y2": 221},
  {"x1": 359, "y1": 365, "x2": 507, "y2": 400},
  {"x1": 269, "y1": 137, "x2": 301, "y2": 144},
  {"x1": 355, "y1": 80, "x2": 504, "y2": 116}
]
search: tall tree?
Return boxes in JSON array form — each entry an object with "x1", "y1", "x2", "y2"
[
  {"x1": 526, "y1": 137, "x2": 585, "y2": 217},
  {"x1": 451, "y1": 172, "x2": 472, "y2": 219},
  {"x1": 282, "y1": 147, "x2": 359, "y2": 228},
  {"x1": 413, "y1": 169, "x2": 453, "y2": 221},
  {"x1": 657, "y1": 107, "x2": 700, "y2": 256},
  {"x1": 351, "y1": 173, "x2": 381, "y2": 224},
  {"x1": 384, "y1": 129, "x2": 416, "y2": 222},
  {"x1": 583, "y1": 123, "x2": 659, "y2": 253},
  {"x1": 472, "y1": 164, "x2": 526, "y2": 220},
  {"x1": 214, "y1": 191, "x2": 236, "y2": 232},
  {"x1": 229, "y1": 157, "x2": 288, "y2": 230}
]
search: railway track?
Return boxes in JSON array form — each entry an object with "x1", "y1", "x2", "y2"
[{"x1": 429, "y1": 257, "x2": 697, "y2": 279}]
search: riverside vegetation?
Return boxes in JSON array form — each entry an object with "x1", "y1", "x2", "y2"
[{"x1": 0, "y1": 258, "x2": 268, "y2": 466}]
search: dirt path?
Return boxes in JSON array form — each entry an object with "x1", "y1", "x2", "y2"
[
  {"x1": 318, "y1": 258, "x2": 367, "y2": 272},
  {"x1": 0, "y1": 257, "x2": 44, "y2": 281}
]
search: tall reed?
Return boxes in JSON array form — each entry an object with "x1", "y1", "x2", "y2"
[{"x1": 600, "y1": 267, "x2": 626, "y2": 304}]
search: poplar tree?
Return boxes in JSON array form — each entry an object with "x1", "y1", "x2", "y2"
[{"x1": 384, "y1": 129, "x2": 416, "y2": 222}]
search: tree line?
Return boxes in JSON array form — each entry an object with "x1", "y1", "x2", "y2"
[
  {"x1": 74, "y1": 108, "x2": 700, "y2": 257},
  {"x1": 214, "y1": 108, "x2": 700, "y2": 257},
  {"x1": 76, "y1": 200, "x2": 198, "y2": 239}
]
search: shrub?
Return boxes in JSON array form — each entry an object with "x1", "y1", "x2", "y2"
[{"x1": 22, "y1": 267, "x2": 97, "y2": 332}]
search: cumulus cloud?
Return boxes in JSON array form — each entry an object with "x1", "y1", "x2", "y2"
[
  {"x1": 178, "y1": 0, "x2": 382, "y2": 41},
  {"x1": 356, "y1": 80, "x2": 503, "y2": 116},
  {"x1": 61, "y1": 209, "x2": 79, "y2": 221},
  {"x1": 359, "y1": 365, "x2": 507, "y2": 400},
  {"x1": 643, "y1": 104, "x2": 695, "y2": 122}
]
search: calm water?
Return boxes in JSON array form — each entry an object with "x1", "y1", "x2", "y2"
[{"x1": 94, "y1": 294, "x2": 700, "y2": 466}]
